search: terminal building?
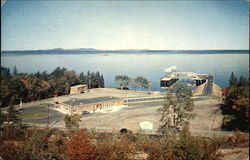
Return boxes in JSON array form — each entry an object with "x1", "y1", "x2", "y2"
[
  {"x1": 160, "y1": 66, "x2": 210, "y2": 88},
  {"x1": 55, "y1": 96, "x2": 124, "y2": 114}
]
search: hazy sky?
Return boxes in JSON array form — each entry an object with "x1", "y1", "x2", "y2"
[{"x1": 1, "y1": 0, "x2": 249, "y2": 50}]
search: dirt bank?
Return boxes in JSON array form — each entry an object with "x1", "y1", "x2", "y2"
[{"x1": 212, "y1": 83, "x2": 222, "y2": 98}]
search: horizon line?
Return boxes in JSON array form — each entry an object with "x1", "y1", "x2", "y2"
[{"x1": 2, "y1": 48, "x2": 250, "y2": 52}]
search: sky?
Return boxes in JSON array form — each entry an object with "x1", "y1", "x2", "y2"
[{"x1": 1, "y1": 0, "x2": 249, "y2": 50}]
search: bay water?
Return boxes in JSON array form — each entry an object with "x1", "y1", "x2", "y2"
[{"x1": 1, "y1": 52, "x2": 249, "y2": 91}]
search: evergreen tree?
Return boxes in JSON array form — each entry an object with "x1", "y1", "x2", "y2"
[
  {"x1": 86, "y1": 71, "x2": 91, "y2": 89},
  {"x1": 13, "y1": 66, "x2": 18, "y2": 75},
  {"x1": 7, "y1": 99, "x2": 20, "y2": 124},
  {"x1": 79, "y1": 72, "x2": 86, "y2": 84},
  {"x1": 9, "y1": 77, "x2": 28, "y2": 102},
  {"x1": 50, "y1": 67, "x2": 67, "y2": 78},
  {"x1": 158, "y1": 85, "x2": 194, "y2": 134},
  {"x1": 0, "y1": 109, "x2": 7, "y2": 129},
  {"x1": 90, "y1": 72, "x2": 96, "y2": 88},
  {"x1": 238, "y1": 76, "x2": 246, "y2": 86},
  {"x1": 34, "y1": 71, "x2": 41, "y2": 78},
  {"x1": 100, "y1": 75, "x2": 105, "y2": 88},
  {"x1": 229, "y1": 72, "x2": 237, "y2": 87},
  {"x1": 95, "y1": 71, "x2": 101, "y2": 87},
  {"x1": 1, "y1": 67, "x2": 11, "y2": 77},
  {"x1": 41, "y1": 71, "x2": 49, "y2": 80}
]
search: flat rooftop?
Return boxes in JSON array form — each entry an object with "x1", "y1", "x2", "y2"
[
  {"x1": 70, "y1": 84, "x2": 87, "y2": 89},
  {"x1": 62, "y1": 96, "x2": 120, "y2": 106},
  {"x1": 52, "y1": 88, "x2": 165, "y2": 104}
]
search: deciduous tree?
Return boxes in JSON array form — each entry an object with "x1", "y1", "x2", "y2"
[
  {"x1": 64, "y1": 114, "x2": 82, "y2": 131},
  {"x1": 133, "y1": 76, "x2": 150, "y2": 91},
  {"x1": 66, "y1": 129, "x2": 97, "y2": 160},
  {"x1": 115, "y1": 75, "x2": 131, "y2": 90}
]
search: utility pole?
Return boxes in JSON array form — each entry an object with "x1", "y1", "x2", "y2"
[{"x1": 47, "y1": 103, "x2": 50, "y2": 128}]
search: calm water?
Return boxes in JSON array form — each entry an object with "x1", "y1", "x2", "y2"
[{"x1": 1, "y1": 52, "x2": 249, "y2": 91}]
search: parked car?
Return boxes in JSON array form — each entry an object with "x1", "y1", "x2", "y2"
[
  {"x1": 82, "y1": 111, "x2": 90, "y2": 116},
  {"x1": 120, "y1": 128, "x2": 132, "y2": 134}
]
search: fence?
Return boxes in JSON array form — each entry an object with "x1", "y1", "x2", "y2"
[{"x1": 124, "y1": 96, "x2": 165, "y2": 104}]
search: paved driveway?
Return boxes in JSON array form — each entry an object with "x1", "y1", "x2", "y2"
[{"x1": 22, "y1": 104, "x2": 64, "y2": 125}]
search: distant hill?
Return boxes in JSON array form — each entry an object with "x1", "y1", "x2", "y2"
[{"x1": 1, "y1": 48, "x2": 249, "y2": 55}]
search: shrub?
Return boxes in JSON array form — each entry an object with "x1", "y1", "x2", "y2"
[
  {"x1": 0, "y1": 141, "x2": 22, "y2": 160},
  {"x1": 94, "y1": 133, "x2": 136, "y2": 160},
  {"x1": 66, "y1": 129, "x2": 97, "y2": 160},
  {"x1": 174, "y1": 127, "x2": 220, "y2": 160}
]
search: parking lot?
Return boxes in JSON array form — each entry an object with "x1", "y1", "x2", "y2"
[{"x1": 22, "y1": 95, "x2": 223, "y2": 134}]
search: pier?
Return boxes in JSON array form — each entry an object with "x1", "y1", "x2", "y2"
[{"x1": 160, "y1": 66, "x2": 213, "y2": 93}]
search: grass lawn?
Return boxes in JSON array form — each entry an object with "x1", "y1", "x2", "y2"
[
  {"x1": 23, "y1": 112, "x2": 48, "y2": 120},
  {"x1": 224, "y1": 114, "x2": 236, "y2": 123}
]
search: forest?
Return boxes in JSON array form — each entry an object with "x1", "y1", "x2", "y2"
[{"x1": 0, "y1": 66, "x2": 104, "y2": 108}]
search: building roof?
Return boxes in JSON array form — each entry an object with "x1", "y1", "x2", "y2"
[
  {"x1": 62, "y1": 96, "x2": 120, "y2": 106},
  {"x1": 161, "y1": 77, "x2": 176, "y2": 81},
  {"x1": 70, "y1": 84, "x2": 87, "y2": 89}
]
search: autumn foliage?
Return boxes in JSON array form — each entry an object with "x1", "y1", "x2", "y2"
[
  {"x1": 66, "y1": 129, "x2": 97, "y2": 160},
  {"x1": 1, "y1": 127, "x2": 247, "y2": 160}
]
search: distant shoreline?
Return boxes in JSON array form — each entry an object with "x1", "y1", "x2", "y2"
[{"x1": 1, "y1": 49, "x2": 249, "y2": 55}]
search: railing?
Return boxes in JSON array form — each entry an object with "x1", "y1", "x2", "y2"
[{"x1": 124, "y1": 96, "x2": 165, "y2": 104}]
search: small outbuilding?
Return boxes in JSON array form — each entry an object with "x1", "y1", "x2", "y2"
[{"x1": 70, "y1": 84, "x2": 87, "y2": 94}]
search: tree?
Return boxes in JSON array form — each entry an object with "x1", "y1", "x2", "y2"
[
  {"x1": 79, "y1": 72, "x2": 86, "y2": 84},
  {"x1": 0, "y1": 78, "x2": 12, "y2": 107},
  {"x1": 100, "y1": 75, "x2": 105, "y2": 88},
  {"x1": 93, "y1": 71, "x2": 101, "y2": 88},
  {"x1": 1, "y1": 67, "x2": 11, "y2": 77},
  {"x1": 50, "y1": 67, "x2": 67, "y2": 78},
  {"x1": 41, "y1": 71, "x2": 49, "y2": 81},
  {"x1": 64, "y1": 114, "x2": 82, "y2": 131},
  {"x1": 90, "y1": 72, "x2": 98, "y2": 88},
  {"x1": 63, "y1": 71, "x2": 79, "y2": 92},
  {"x1": 238, "y1": 76, "x2": 246, "y2": 86},
  {"x1": 66, "y1": 129, "x2": 97, "y2": 160},
  {"x1": 115, "y1": 75, "x2": 131, "y2": 90},
  {"x1": 86, "y1": 71, "x2": 91, "y2": 89},
  {"x1": 133, "y1": 76, "x2": 150, "y2": 91},
  {"x1": 34, "y1": 71, "x2": 41, "y2": 78},
  {"x1": 0, "y1": 66, "x2": 105, "y2": 107},
  {"x1": 223, "y1": 74, "x2": 249, "y2": 131},
  {"x1": 0, "y1": 109, "x2": 7, "y2": 130},
  {"x1": 229, "y1": 72, "x2": 237, "y2": 87},
  {"x1": 13, "y1": 66, "x2": 18, "y2": 75},
  {"x1": 158, "y1": 85, "x2": 194, "y2": 134},
  {"x1": 7, "y1": 99, "x2": 20, "y2": 124}
]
